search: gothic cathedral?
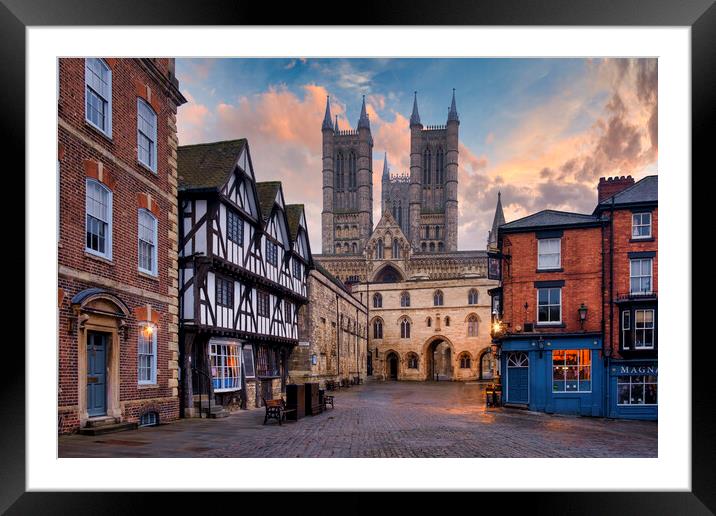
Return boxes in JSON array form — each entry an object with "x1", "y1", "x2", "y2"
[{"x1": 321, "y1": 91, "x2": 460, "y2": 256}]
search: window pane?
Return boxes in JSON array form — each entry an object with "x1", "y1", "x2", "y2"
[
  {"x1": 549, "y1": 306, "x2": 560, "y2": 322},
  {"x1": 618, "y1": 384, "x2": 630, "y2": 404},
  {"x1": 630, "y1": 383, "x2": 644, "y2": 404},
  {"x1": 645, "y1": 383, "x2": 658, "y2": 404},
  {"x1": 552, "y1": 349, "x2": 565, "y2": 363},
  {"x1": 538, "y1": 289, "x2": 549, "y2": 304},
  {"x1": 538, "y1": 306, "x2": 549, "y2": 321}
]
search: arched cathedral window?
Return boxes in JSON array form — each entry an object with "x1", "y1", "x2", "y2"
[
  {"x1": 376, "y1": 239, "x2": 384, "y2": 259},
  {"x1": 335, "y1": 152, "x2": 344, "y2": 191},
  {"x1": 422, "y1": 148, "x2": 432, "y2": 185},
  {"x1": 400, "y1": 318, "x2": 411, "y2": 339},
  {"x1": 436, "y1": 148, "x2": 445, "y2": 184},
  {"x1": 393, "y1": 239, "x2": 401, "y2": 259},
  {"x1": 348, "y1": 151, "x2": 357, "y2": 190}
]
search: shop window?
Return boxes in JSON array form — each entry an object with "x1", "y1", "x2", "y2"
[
  {"x1": 552, "y1": 349, "x2": 591, "y2": 392},
  {"x1": 618, "y1": 375, "x2": 657, "y2": 405}
]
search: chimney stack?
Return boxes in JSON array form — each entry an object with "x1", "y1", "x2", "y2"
[{"x1": 598, "y1": 175, "x2": 635, "y2": 203}]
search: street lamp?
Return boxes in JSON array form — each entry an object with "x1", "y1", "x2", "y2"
[{"x1": 578, "y1": 303, "x2": 588, "y2": 328}]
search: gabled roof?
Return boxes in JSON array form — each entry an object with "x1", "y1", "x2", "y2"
[
  {"x1": 596, "y1": 175, "x2": 658, "y2": 210},
  {"x1": 500, "y1": 209, "x2": 600, "y2": 233},
  {"x1": 177, "y1": 139, "x2": 247, "y2": 191},
  {"x1": 255, "y1": 181, "x2": 282, "y2": 221},
  {"x1": 285, "y1": 204, "x2": 304, "y2": 241}
]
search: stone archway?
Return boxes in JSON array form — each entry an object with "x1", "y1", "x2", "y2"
[
  {"x1": 70, "y1": 288, "x2": 130, "y2": 427},
  {"x1": 478, "y1": 347, "x2": 495, "y2": 380},
  {"x1": 422, "y1": 335, "x2": 456, "y2": 381}
]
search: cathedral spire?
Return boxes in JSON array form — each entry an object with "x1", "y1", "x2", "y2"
[
  {"x1": 357, "y1": 95, "x2": 370, "y2": 130},
  {"x1": 334, "y1": 115, "x2": 339, "y2": 132},
  {"x1": 447, "y1": 88, "x2": 459, "y2": 123},
  {"x1": 382, "y1": 152, "x2": 389, "y2": 179},
  {"x1": 487, "y1": 191, "x2": 506, "y2": 250},
  {"x1": 410, "y1": 91, "x2": 421, "y2": 127},
  {"x1": 322, "y1": 96, "x2": 333, "y2": 131}
]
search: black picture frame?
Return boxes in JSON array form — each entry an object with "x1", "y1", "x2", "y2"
[{"x1": 3, "y1": 0, "x2": 709, "y2": 513}]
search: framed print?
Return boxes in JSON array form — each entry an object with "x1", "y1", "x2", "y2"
[{"x1": 4, "y1": 0, "x2": 712, "y2": 512}]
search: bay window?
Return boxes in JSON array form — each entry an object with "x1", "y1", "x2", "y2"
[{"x1": 210, "y1": 340, "x2": 241, "y2": 391}]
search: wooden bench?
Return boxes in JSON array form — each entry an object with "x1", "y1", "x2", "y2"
[{"x1": 262, "y1": 398, "x2": 296, "y2": 425}]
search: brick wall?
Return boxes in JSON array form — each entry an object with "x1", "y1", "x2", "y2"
[
  {"x1": 603, "y1": 207, "x2": 658, "y2": 358},
  {"x1": 58, "y1": 58, "x2": 184, "y2": 433},
  {"x1": 501, "y1": 227, "x2": 603, "y2": 335}
]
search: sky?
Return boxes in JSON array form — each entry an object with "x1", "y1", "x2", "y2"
[{"x1": 175, "y1": 58, "x2": 657, "y2": 253}]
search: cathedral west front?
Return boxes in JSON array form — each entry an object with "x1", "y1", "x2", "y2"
[{"x1": 314, "y1": 91, "x2": 501, "y2": 382}]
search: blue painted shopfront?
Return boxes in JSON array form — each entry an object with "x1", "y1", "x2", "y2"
[
  {"x1": 499, "y1": 335, "x2": 604, "y2": 417},
  {"x1": 606, "y1": 359, "x2": 658, "y2": 421}
]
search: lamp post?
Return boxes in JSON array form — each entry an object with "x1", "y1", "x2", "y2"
[{"x1": 578, "y1": 303, "x2": 588, "y2": 329}]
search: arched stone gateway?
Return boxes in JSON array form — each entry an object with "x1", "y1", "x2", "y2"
[{"x1": 422, "y1": 335, "x2": 456, "y2": 381}]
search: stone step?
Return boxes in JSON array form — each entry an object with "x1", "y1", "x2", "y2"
[
  {"x1": 208, "y1": 410, "x2": 229, "y2": 419},
  {"x1": 78, "y1": 421, "x2": 138, "y2": 436},
  {"x1": 85, "y1": 416, "x2": 119, "y2": 428}
]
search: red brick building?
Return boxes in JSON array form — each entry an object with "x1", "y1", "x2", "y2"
[
  {"x1": 57, "y1": 58, "x2": 186, "y2": 434},
  {"x1": 490, "y1": 209, "x2": 606, "y2": 416},
  {"x1": 489, "y1": 174, "x2": 658, "y2": 420},
  {"x1": 595, "y1": 175, "x2": 658, "y2": 419}
]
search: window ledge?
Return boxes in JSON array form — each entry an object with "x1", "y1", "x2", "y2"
[
  {"x1": 85, "y1": 251, "x2": 114, "y2": 265},
  {"x1": 536, "y1": 268, "x2": 564, "y2": 273},
  {"x1": 535, "y1": 322, "x2": 566, "y2": 328},
  {"x1": 630, "y1": 237, "x2": 654, "y2": 243},
  {"x1": 138, "y1": 383, "x2": 158, "y2": 389},
  {"x1": 137, "y1": 160, "x2": 158, "y2": 176},
  {"x1": 84, "y1": 120, "x2": 113, "y2": 142},
  {"x1": 138, "y1": 270, "x2": 159, "y2": 281}
]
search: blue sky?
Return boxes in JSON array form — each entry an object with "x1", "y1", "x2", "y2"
[{"x1": 176, "y1": 58, "x2": 657, "y2": 252}]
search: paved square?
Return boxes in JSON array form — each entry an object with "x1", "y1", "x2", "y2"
[{"x1": 58, "y1": 381, "x2": 657, "y2": 458}]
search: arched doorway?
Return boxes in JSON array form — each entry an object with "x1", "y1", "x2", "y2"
[
  {"x1": 386, "y1": 351, "x2": 399, "y2": 380},
  {"x1": 423, "y1": 336, "x2": 455, "y2": 381}
]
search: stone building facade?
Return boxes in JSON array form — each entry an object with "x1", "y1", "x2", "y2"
[
  {"x1": 288, "y1": 263, "x2": 368, "y2": 387},
  {"x1": 57, "y1": 58, "x2": 186, "y2": 433},
  {"x1": 351, "y1": 278, "x2": 496, "y2": 382}
]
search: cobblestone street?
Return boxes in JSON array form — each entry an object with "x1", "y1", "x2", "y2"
[{"x1": 59, "y1": 381, "x2": 657, "y2": 458}]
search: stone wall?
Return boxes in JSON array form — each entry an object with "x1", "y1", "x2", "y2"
[{"x1": 288, "y1": 267, "x2": 368, "y2": 388}]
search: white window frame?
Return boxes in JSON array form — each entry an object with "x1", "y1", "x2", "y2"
[
  {"x1": 138, "y1": 209, "x2": 158, "y2": 276},
  {"x1": 84, "y1": 58, "x2": 112, "y2": 137},
  {"x1": 552, "y1": 349, "x2": 592, "y2": 393},
  {"x1": 537, "y1": 237, "x2": 561, "y2": 270},
  {"x1": 634, "y1": 309, "x2": 655, "y2": 349},
  {"x1": 137, "y1": 323, "x2": 157, "y2": 385},
  {"x1": 631, "y1": 212, "x2": 652, "y2": 239},
  {"x1": 209, "y1": 340, "x2": 242, "y2": 392},
  {"x1": 137, "y1": 98, "x2": 158, "y2": 173},
  {"x1": 630, "y1": 258, "x2": 653, "y2": 294},
  {"x1": 537, "y1": 287, "x2": 562, "y2": 324},
  {"x1": 85, "y1": 178, "x2": 112, "y2": 260}
]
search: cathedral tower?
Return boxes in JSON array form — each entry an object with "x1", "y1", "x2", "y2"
[
  {"x1": 321, "y1": 96, "x2": 374, "y2": 255},
  {"x1": 407, "y1": 90, "x2": 459, "y2": 253}
]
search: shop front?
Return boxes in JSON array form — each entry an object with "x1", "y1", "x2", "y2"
[
  {"x1": 607, "y1": 360, "x2": 658, "y2": 420},
  {"x1": 499, "y1": 334, "x2": 604, "y2": 417}
]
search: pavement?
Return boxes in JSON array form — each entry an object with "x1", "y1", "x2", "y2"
[{"x1": 58, "y1": 380, "x2": 657, "y2": 458}]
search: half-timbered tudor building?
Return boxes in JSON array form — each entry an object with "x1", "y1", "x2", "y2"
[
  {"x1": 57, "y1": 58, "x2": 186, "y2": 434},
  {"x1": 177, "y1": 139, "x2": 312, "y2": 415}
]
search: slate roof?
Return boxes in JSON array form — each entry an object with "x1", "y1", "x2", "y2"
[
  {"x1": 499, "y1": 209, "x2": 599, "y2": 232},
  {"x1": 597, "y1": 175, "x2": 658, "y2": 208},
  {"x1": 255, "y1": 181, "x2": 281, "y2": 221},
  {"x1": 177, "y1": 139, "x2": 247, "y2": 191},
  {"x1": 285, "y1": 204, "x2": 304, "y2": 241}
]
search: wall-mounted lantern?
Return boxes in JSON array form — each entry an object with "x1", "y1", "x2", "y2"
[{"x1": 578, "y1": 303, "x2": 588, "y2": 328}]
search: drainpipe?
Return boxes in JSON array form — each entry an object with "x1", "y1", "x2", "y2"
[
  {"x1": 335, "y1": 291, "x2": 340, "y2": 380},
  {"x1": 606, "y1": 198, "x2": 615, "y2": 417}
]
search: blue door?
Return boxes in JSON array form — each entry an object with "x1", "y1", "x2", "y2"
[
  {"x1": 506, "y1": 352, "x2": 529, "y2": 404},
  {"x1": 87, "y1": 332, "x2": 107, "y2": 417}
]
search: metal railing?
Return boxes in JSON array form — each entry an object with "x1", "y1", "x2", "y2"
[{"x1": 191, "y1": 367, "x2": 211, "y2": 418}]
